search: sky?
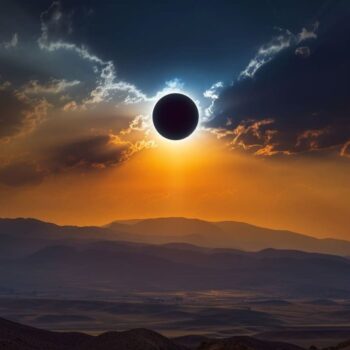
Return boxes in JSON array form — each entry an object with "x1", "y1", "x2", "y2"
[{"x1": 0, "y1": 0, "x2": 349, "y2": 239}]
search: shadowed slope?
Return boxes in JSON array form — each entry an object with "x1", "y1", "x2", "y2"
[{"x1": 0, "y1": 317, "x2": 186, "y2": 350}]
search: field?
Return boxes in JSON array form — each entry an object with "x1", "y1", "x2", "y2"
[{"x1": 2, "y1": 291, "x2": 350, "y2": 348}]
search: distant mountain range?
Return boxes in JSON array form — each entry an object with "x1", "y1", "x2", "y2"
[
  {"x1": 1, "y1": 216, "x2": 350, "y2": 256},
  {"x1": 107, "y1": 217, "x2": 350, "y2": 256},
  {"x1": 0, "y1": 218, "x2": 350, "y2": 297}
]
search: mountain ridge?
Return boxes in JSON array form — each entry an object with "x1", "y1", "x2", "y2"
[
  {"x1": 0, "y1": 234, "x2": 350, "y2": 297},
  {"x1": 1, "y1": 216, "x2": 350, "y2": 256},
  {"x1": 107, "y1": 217, "x2": 350, "y2": 256}
]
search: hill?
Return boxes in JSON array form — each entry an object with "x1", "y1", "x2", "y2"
[
  {"x1": 0, "y1": 316, "x2": 185, "y2": 350},
  {"x1": 4, "y1": 316, "x2": 350, "y2": 350}
]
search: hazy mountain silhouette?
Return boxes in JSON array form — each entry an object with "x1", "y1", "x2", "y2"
[
  {"x1": 0, "y1": 236, "x2": 349, "y2": 297},
  {"x1": 0, "y1": 218, "x2": 135, "y2": 258},
  {"x1": 107, "y1": 217, "x2": 350, "y2": 256},
  {"x1": 2, "y1": 217, "x2": 350, "y2": 256},
  {"x1": 112, "y1": 218, "x2": 223, "y2": 237},
  {"x1": 1, "y1": 217, "x2": 350, "y2": 297},
  {"x1": 0, "y1": 218, "x2": 129, "y2": 241}
]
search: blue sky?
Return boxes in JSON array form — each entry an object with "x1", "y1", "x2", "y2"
[{"x1": 0, "y1": 0, "x2": 339, "y2": 96}]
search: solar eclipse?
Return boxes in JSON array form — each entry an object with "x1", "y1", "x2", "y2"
[{"x1": 152, "y1": 93, "x2": 199, "y2": 140}]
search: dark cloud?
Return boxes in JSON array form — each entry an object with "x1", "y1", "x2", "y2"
[
  {"x1": 295, "y1": 46, "x2": 310, "y2": 58},
  {"x1": 0, "y1": 84, "x2": 51, "y2": 141},
  {"x1": 49, "y1": 134, "x2": 129, "y2": 171},
  {"x1": 208, "y1": 19, "x2": 350, "y2": 156},
  {"x1": 0, "y1": 89, "x2": 28, "y2": 139},
  {"x1": 0, "y1": 130, "x2": 149, "y2": 186},
  {"x1": 0, "y1": 161, "x2": 45, "y2": 187}
]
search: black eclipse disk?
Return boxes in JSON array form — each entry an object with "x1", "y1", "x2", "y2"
[{"x1": 152, "y1": 93, "x2": 199, "y2": 140}]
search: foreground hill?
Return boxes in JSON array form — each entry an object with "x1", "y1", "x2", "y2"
[
  {"x1": 0, "y1": 316, "x2": 185, "y2": 350},
  {"x1": 0, "y1": 316, "x2": 310, "y2": 350},
  {"x1": 4, "y1": 316, "x2": 350, "y2": 350}
]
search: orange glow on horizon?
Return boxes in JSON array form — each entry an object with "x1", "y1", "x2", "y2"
[{"x1": 1, "y1": 131, "x2": 349, "y2": 240}]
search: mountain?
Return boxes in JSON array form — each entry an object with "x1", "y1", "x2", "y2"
[
  {"x1": 107, "y1": 217, "x2": 350, "y2": 256},
  {"x1": 0, "y1": 316, "x2": 91, "y2": 350},
  {"x1": 109, "y1": 218, "x2": 223, "y2": 237},
  {"x1": 0, "y1": 217, "x2": 128, "y2": 241},
  {"x1": 0, "y1": 236, "x2": 350, "y2": 297},
  {"x1": 0, "y1": 218, "x2": 135, "y2": 258},
  {"x1": 2, "y1": 217, "x2": 350, "y2": 256},
  {"x1": 0, "y1": 316, "x2": 185, "y2": 350},
  {"x1": 1, "y1": 217, "x2": 350, "y2": 297}
]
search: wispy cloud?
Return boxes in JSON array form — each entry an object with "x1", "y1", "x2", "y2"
[
  {"x1": 239, "y1": 22, "x2": 319, "y2": 79},
  {"x1": 340, "y1": 141, "x2": 350, "y2": 158},
  {"x1": 203, "y1": 81, "x2": 224, "y2": 120},
  {"x1": 1, "y1": 33, "x2": 18, "y2": 49},
  {"x1": 21, "y1": 79, "x2": 80, "y2": 95}
]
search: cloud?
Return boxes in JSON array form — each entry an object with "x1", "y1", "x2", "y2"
[
  {"x1": 203, "y1": 81, "x2": 224, "y2": 120},
  {"x1": 83, "y1": 63, "x2": 147, "y2": 105},
  {"x1": 298, "y1": 22, "x2": 319, "y2": 42},
  {"x1": 0, "y1": 1, "x2": 191, "y2": 138},
  {"x1": 149, "y1": 78, "x2": 186, "y2": 102},
  {"x1": 20, "y1": 99, "x2": 52, "y2": 137},
  {"x1": 45, "y1": 110, "x2": 156, "y2": 172},
  {"x1": 0, "y1": 78, "x2": 52, "y2": 141},
  {"x1": 49, "y1": 134, "x2": 129, "y2": 171},
  {"x1": 0, "y1": 107, "x2": 156, "y2": 185},
  {"x1": 46, "y1": 121, "x2": 156, "y2": 172},
  {"x1": 239, "y1": 22, "x2": 318, "y2": 79},
  {"x1": 37, "y1": 1, "x2": 148, "y2": 108},
  {"x1": 38, "y1": 1, "x2": 74, "y2": 52},
  {"x1": 0, "y1": 1, "x2": 188, "y2": 186},
  {"x1": 118, "y1": 114, "x2": 156, "y2": 156},
  {"x1": 0, "y1": 1, "x2": 151, "y2": 142},
  {"x1": 1, "y1": 33, "x2": 18, "y2": 49},
  {"x1": 21, "y1": 79, "x2": 80, "y2": 95},
  {"x1": 207, "y1": 19, "x2": 350, "y2": 157},
  {"x1": 0, "y1": 89, "x2": 30, "y2": 140},
  {"x1": 0, "y1": 161, "x2": 45, "y2": 187},
  {"x1": 295, "y1": 46, "x2": 310, "y2": 58},
  {"x1": 0, "y1": 81, "x2": 11, "y2": 91},
  {"x1": 62, "y1": 100, "x2": 79, "y2": 112},
  {"x1": 340, "y1": 141, "x2": 350, "y2": 158}
]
